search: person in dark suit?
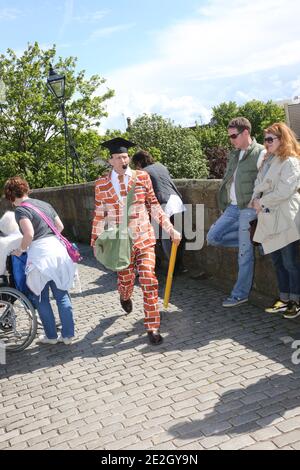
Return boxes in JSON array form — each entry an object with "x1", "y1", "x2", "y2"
[{"x1": 132, "y1": 150, "x2": 187, "y2": 274}]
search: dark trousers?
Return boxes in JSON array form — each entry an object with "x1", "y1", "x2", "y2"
[{"x1": 271, "y1": 240, "x2": 300, "y2": 302}]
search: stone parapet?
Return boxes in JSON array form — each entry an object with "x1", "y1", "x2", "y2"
[{"x1": 0, "y1": 179, "x2": 278, "y2": 298}]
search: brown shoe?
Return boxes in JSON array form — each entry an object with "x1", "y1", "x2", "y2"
[
  {"x1": 147, "y1": 331, "x2": 163, "y2": 345},
  {"x1": 120, "y1": 298, "x2": 133, "y2": 314}
]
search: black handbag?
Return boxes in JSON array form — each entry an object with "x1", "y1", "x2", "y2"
[{"x1": 248, "y1": 219, "x2": 261, "y2": 246}]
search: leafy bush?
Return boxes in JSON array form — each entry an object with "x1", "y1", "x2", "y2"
[
  {"x1": 129, "y1": 114, "x2": 208, "y2": 179},
  {"x1": 205, "y1": 147, "x2": 228, "y2": 179}
]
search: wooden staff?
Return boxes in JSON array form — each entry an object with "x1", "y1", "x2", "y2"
[{"x1": 163, "y1": 242, "x2": 178, "y2": 308}]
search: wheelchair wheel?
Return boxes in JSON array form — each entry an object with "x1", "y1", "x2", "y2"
[{"x1": 0, "y1": 287, "x2": 37, "y2": 352}]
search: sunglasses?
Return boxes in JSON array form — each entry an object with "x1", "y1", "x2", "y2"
[
  {"x1": 228, "y1": 130, "x2": 243, "y2": 140},
  {"x1": 264, "y1": 136, "x2": 279, "y2": 143}
]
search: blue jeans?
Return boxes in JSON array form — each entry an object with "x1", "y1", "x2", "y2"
[
  {"x1": 271, "y1": 241, "x2": 300, "y2": 302},
  {"x1": 33, "y1": 281, "x2": 75, "y2": 339},
  {"x1": 207, "y1": 204, "x2": 257, "y2": 299}
]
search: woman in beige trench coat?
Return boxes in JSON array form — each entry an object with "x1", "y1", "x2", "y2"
[{"x1": 250, "y1": 122, "x2": 300, "y2": 318}]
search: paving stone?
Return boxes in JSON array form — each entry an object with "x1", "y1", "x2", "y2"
[
  {"x1": 1, "y1": 246, "x2": 300, "y2": 451},
  {"x1": 230, "y1": 412, "x2": 261, "y2": 427},
  {"x1": 220, "y1": 435, "x2": 256, "y2": 450},
  {"x1": 250, "y1": 426, "x2": 281, "y2": 442},
  {"x1": 201, "y1": 435, "x2": 231, "y2": 449},
  {"x1": 291, "y1": 441, "x2": 300, "y2": 450},
  {"x1": 273, "y1": 430, "x2": 300, "y2": 448},
  {"x1": 276, "y1": 416, "x2": 300, "y2": 433},
  {"x1": 245, "y1": 441, "x2": 278, "y2": 450}
]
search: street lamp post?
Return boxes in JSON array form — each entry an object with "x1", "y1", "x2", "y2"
[{"x1": 47, "y1": 64, "x2": 84, "y2": 184}]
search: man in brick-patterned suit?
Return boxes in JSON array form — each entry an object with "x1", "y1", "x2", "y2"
[{"x1": 91, "y1": 138, "x2": 181, "y2": 345}]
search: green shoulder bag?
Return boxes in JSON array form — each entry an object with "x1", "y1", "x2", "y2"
[{"x1": 95, "y1": 171, "x2": 136, "y2": 272}]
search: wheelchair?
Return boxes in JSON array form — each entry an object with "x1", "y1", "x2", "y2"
[{"x1": 0, "y1": 256, "x2": 37, "y2": 352}]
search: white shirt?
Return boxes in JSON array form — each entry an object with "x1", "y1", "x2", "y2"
[
  {"x1": 164, "y1": 195, "x2": 186, "y2": 217},
  {"x1": 0, "y1": 233, "x2": 22, "y2": 276},
  {"x1": 230, "y1": 149, "x2": 266, "y2": 205},
  {"x1": 26, "y1": 236, "x2": 76, "y2": 296},
  {"x1": 111, "y1": 168, "x2": 132, "y2": 199}
]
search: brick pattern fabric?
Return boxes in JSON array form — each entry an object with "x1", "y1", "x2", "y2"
[
  {"x1": 118, "y1": 245, "x2": 160, "y2": 331},
  {"x1": 91, "y1": 170, "x2": 174, "y2": 249},
  {"x1": 91, "y1": 170, "x2": 175, "y2": 331},
  {"x1": 118, "y1": 174, "x2": 127, "y2": 198}
]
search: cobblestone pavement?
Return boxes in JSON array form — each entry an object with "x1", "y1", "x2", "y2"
[{"x1": 1, "y1": 245, "x2": 300, "y2": 450}]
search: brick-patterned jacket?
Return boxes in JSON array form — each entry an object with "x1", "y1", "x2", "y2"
[{"x1": 91, "y1": 170, "x2": 175, "y2": 250}]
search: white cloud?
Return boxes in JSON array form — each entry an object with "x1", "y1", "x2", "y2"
[
  {"x1": 102, "y1": 91, "x2": 212, "y2": 131},
  {"x1": 291, "y1": 77, "x2": 300, "y2": 98},
  {"x1": 57, "y1": 43, "x2": 72, "y2": 50},
  {"x1": 100, "y1": 0, "x2": 300, "y2": 130},
  {"x1": 88, "y1": 23, "x2": 135, "y2": 41},
  {"x1": 58, "y1": 2, "x2": 110, "y2": 42},
  {"x1": 58, "y1": 0, "x2": 74, "y2": 39},
  {"x1": 72, "y1": 9, "x2": 109, "y2": 23},
  {"x1": 0, "y1": 8, "x2": 22, "y2": 20},
  {"x1": 235, "y1": 91, "x2": 254, "y2": 102}
]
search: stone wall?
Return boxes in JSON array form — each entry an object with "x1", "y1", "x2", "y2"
[
  {"x1": 0, "y1": 179, "x2": 278, "y2": 299},
  {"x1": 0, "y1": 182, "x2": 95, "y2": 243}
]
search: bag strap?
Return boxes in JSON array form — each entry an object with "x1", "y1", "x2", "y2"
[
  {"x1": 126, "y1": 170, "x2": 136, "y2": 214},
  {"x1": 121, "y1": 171, "x2": 137, "y2": 229},
  {"x1": 21, "y1": 202, "x2": 62, "y2": 240}
]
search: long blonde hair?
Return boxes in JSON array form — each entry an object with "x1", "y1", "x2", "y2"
[{"x1": 264, "y1": 122, "x2": 300, "y2": 160}]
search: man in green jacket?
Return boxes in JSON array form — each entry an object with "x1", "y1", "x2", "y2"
[{"x1": 207, "y1": 117, "x2": 266, "y2": 307}]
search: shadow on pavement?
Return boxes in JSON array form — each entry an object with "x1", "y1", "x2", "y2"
[{"x1": 1, "y1": 252, "x2": 300, "y2": 440}]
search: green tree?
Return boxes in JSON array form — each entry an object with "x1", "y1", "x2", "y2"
[
  {"x1": 129, "y1": 114, "x2": 208, "y2": 178},
  {"x1": 211, "y1": 101, "x2": 240, "y2": 128},
  {"x1": 0, "y1": 42, "x2": 114, "y2": 189},
  {"x1": 239, "y1": 99, "x2": 286, "y2": 143},
  {"x1": 193, "y1": 125, "x2": 229, "y2": 179},
  {"x1": 193, "y1": 124, "x2": 229, "y2": 153},
  {"x1": 199, "y1": 99, "x2": 286, "y2": 178},
  {"x1": 210, "y1": 99, "x2": 286, "y2": 143}
]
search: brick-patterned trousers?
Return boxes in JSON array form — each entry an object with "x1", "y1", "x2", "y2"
[{"x1": 117, "y1": 245, "x2": 160, "y2": 331}]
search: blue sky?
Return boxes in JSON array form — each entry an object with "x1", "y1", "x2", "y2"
[{"x1": 0, "y1": 0, "x2": 300, "y2": 131}]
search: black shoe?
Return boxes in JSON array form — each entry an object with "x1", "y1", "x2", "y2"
[
  {"x1": 189, "y1": 271, "x2": 207, "y2": 280},
  {"x1": 120, "y1": 298, "x2": 133, "y2": 314},
  {"x1": 283, "y1": 301, "x2": 300, "y2": 319},
  {"x1": 147, "y1": 331, "x2": 163, "y2": 345},
  {"x1": 174, "y1": 264, "x2": 188, "y2": 276}
]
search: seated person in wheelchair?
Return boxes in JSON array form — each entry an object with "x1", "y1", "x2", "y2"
[
  {"x1": 0, "y1": 211, "x2": 22, "y2": 278},
  {"x1": 0, "y1": 211, "x2": 38, "y2": 353}
]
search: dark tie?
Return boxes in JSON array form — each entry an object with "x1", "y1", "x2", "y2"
[{"x1": 118, "y1": 174, "x2": 127, "y2": 197}]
